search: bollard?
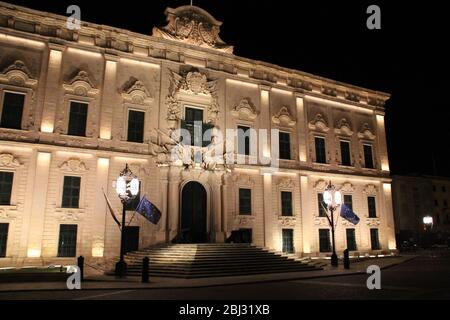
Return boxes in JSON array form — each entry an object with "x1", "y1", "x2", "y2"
[
  {"x1": 142, "y1": 257, "x2": 149, "y2": 283},
  {"x1": 343, "y1": 249, "x2": 350, "y2": 269},
  {"x1": 77, "y1": 256, "x2": 84, "y2": 281}
]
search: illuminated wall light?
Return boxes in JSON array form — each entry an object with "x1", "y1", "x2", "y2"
[
  {"x1": 67, "y1": 47, "x2": 102, "y2": 58},
  {"x1": 27, "y1": 248, "x2": 41, "y2": 258},
  {"x1": 383, "y1": 183, "x2": 391, "y2": 192},
  {"x1": 234, "y1": 168, "x2": 259, "y2": 174},
  {"x1": 114, "y1": 157, "x2": 148, "y2": 164},
  {"x1": 40, "y1": 122, "x2": 54, "y2": 133},
  {"x1": 226, "y1": 79, "x2": 258, "y2": 88},
  {"x1": 0, "y1": 33, "x2": 45, "y2": 48},
  {"x1": 37, "y1": 152, "x2": 51, "y2": 164},
  {"x1": 271, "y1": 87, "x2": 292, "y2": 95},
  {"x1": 55, "y1": 151, "x2": 93, "y2": 158},
  {"x1": 91, "y1": 246, "x2": 104, "y2": 258},
  {"x1": 120, "y1": 57, "x2": 160, "y2": 69},
  {"x1": 98, "y1": 158, "x2": 110, "y2": 167},
  {"x1": 305, "y1": 95, "x2": 373, "y2": 114}
]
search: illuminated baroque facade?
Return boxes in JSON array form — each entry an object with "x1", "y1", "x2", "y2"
[{"x1": 0, "y1": 2, "x2": 396, "y2": 267}]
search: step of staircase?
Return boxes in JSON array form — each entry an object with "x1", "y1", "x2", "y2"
[{"x1": 120, "y1": 244, "x2": 322, "y2": 278}]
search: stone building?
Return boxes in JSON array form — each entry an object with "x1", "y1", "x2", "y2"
[{"x1": 0, "y1": 2, "x2": 396, "y2": 267}]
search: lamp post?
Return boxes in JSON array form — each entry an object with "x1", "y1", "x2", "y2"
[
  {"x1": 323, "y1": 181, "x2": 342, "y2": 267},
  {"x1": 114, "y1": 164, "x2": 139, "y2": 278},
  {"x1": 422, "y1": 215, "x2": 433, "y2": 248}
]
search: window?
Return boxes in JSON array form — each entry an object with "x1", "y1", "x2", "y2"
[
  {"x1": 319, "y1": 229, "x2": 331, "y2": 252},
  {"x1": 127, "y1": 110, "x2": 145, "y2": 143},
  {"x1": 368, "y1": 196, "x2": 377, "y2": 218},
  {"x1": 0, "y1": 172, "x2": 13, "y2": 205},
  {"x1": 340, "y1": 141, "x2": 351, "y2": 166},
  {"x1": 181, "y1": 107, "x2": 203, "y2": 146},
  {"x1": 279, "y1": 132, "x2": 291, "y2": 160},
  {"x1": 281, "y1": 191, "x2": 293, "y2": 216},
  {"x1": 435, "y1": 200, "x2": 439, "y2": 207},
  {"x1": 282, "y1": 229, "x2": 294, "y2": 253},
  {"x1": 62, "y1": 176, "x2": 81, "y2": 208},
  {"x1": 237, "y1": 125, "x2": 251, "y2": 156},
  {"x1": 314, "y1": 137, "x2": 326, "y2": 163},
  {"x1": 67, "y1": 101, "x2": 88, "y2": 136},
  {"x1": 346, "y1": 228, "x2": 357, "y2": 251},
  {"x1": 370, "y1": 228, "x2": 380, "y2": 250},
  {"x1": 57, "y1": 224, "x2": 77, "y2": 257},
  {"x1": 444, "y1": 200, "x2": 448, "y2": 208},
  {"x1": 344, "y1": 194, "x2": 353, "y2": 211},
  {"x1": 125, "y1": 181, "x2": 141, "y2": 211},
  {"x1": 0, "y1": 223, "x2": 8, "y2": 258},
  {"x1": 1, "y1": 92, "x2": 25, "y2": 129},
  {"x1": 317, "y1": 193, "x2": 327, "y2": 217},
  {"x1": 443, "y1": 186, "x2": 447, "y2": 193},
  {"x1": 239, "y1": 188, "x2": 251, "y2": 215},
  {"x1": 363, "y1": 144, "x2": 374, "y2": 169}
]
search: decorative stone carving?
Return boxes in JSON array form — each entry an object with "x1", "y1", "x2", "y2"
[
  {"x1": 231, "y1": 98, "x2": 258, "y2": 121},
  {"x1": 358, "y1": 123, "x2": 376, "y2": 140},
  {"x1": 278, "y1": 216, "x2": 297, "y2": 227},
  {"x1": 121, "y1": 78, "x2": 153, "y2": 105},
  {"x1": 0, "y1": 206, "x2": 18, "y2": 220},
  {"x1": 339, "y1": 182, "x2": 355, "y2": 193},
  {"x1": 272, "y1": 106, "x2": 296, "y2": 127},
  {"x1": 278, "y1": 178, "x2": 294, "y2": 189},
  {"x1": 313, "y1": 179, "x2": 328, "y2": 191},
  {"x1": 232, "y1": 174, "x2": 254, "y2": 186},
  {"x1": 313, "y1": 217, "x2": 329, "y2": 226},
  {"x1": 0, "y1": 153, "x2": 21, "y2": 167},
  {"x1": 152, "y1": 5, "x2": 233, "y2": 53},
  {"x1": 63, "y1": 70, "x2": 99, "y2": 97},
  {"x1": 55, "y1": 208, "x2": 83, "y2": 221},
  {"x1": 363, "y1": 184, "x2": 378, "y2": 195},
  {"x1": 0, "y1": 60, "x2": 37, "y2": 87},
  {"x1": 308, "y1": 113, "x2": 329, "y2": 132},
  {"x1": 129, "y1": 163, "x2": 149, "y2": 176},
  {"x1": 235, "y1": 215, "x2": 255, "y2": 226},
  {"x1": 59, "y1": 158, "x2": 88, "y2": 172},
  {"x1": 334, "y1": 118, "x2": 353, "y2": 136},
  {"x1": 166, "y1": 68, "x2": 219, "y2": 127},
  {"x1": 366, "y1": 218, "x2": 381, "y2": 227}
]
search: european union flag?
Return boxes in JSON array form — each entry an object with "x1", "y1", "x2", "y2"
[
  {"x1": 136, "y1": 196, "x2": 162, "y2": 225},
  {"x1": 340, "y1": 203, "x2": 360, "y2": 225}
]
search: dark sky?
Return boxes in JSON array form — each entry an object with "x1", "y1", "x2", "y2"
[{"x1": 4, "y1": 0, "x2": 450, "y2": 177}]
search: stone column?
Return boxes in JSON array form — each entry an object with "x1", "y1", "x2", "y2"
[
  {"x1": 262, "y1": 170, "x2": 273, "y2": 249},
  {"x1": 300, "y1": 175, "x2": 312, "y2": 256},
  {"x1": 167, "y1": 167, "x2": 181, "y2": 241},
  {"x1": 382, "y1": 182, "x2": 396, "y2": 251},
  {"x1": 221, "y1": 173, "x2": 230, "y2": 240},
  {"x1": 99, "y1": 54, "x2": 118, "y2": 140},
  {"x1": 40, "y1": 44, "x2": 63, "y2": 133},
  {"x1": 158, "y1": 167, "x2": 169, "y2": 242},
  {"x1": 26, "y1": 152, "x2": 52, "y2": 259},
  {"x1": 212, "y1": 172, "x2": 224, "y2": 242},
  {"x1": 91, "y1": 157, "x2": 110, "y2": 258},
  {"x1": 295, "y1": 93, "x2": 308, "y2": 163},
  {"x1": 376, "y1": 112, "x2": 390, "y2": 172},
  {"x1": 260, "y1": 86, "x2": 272, "y2": 164}
]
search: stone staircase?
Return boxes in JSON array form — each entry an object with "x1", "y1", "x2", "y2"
[{"x1": 123, "y1": 243, "x2": 322, "y2": 278}]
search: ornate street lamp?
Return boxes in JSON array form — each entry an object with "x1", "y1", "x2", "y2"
[
  {"x1": 423, "y1": 215, "x2": 433, "y2": 230},
  {"x1": 114, "y1": 164, "x2": 139, "y2": 278},
  {"x1": 422, "y1": 215, "x2": 433, "y2": 248},
  {"x1": 323, "y1": 181, "x2": 342, "y2": 267}
]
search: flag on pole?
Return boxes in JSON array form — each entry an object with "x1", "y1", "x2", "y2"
[
  {"x1": 135, "y1": 195, "x2": 162, "y2": 225},
  {"x1": 102, "y1": 188, "x2": 121, "y2": 228},
  {"x1": 340, "y1": 203, "x2": 360, "y2": 225}
]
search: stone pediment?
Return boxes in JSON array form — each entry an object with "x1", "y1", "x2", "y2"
[
  {"x1": 272, "y1": 106, "x2": 296, "y2": 127},
  {"x1": 152, "y1": 5, "x2": 233, "y2": 53},
  {"x1": 308, "y1": 113, "x2": 329, "y2": 132},
  {"x1": 121, "y1": 78, "x2": 153, "y2": 105},
  {"x1": 63, "y1": 70, "x2": 99, "y2": 97},
  {"x1": 358, "y1": 123, "x2": 376, "y2": 140},
  {"x1": 231, "y1": 98, "x2": 258, "y2": 121},
  {"x1": 0, "y1": 60, "x2": 37, "y2": 87}
]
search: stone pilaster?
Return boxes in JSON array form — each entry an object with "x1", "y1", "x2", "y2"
[
  {"x1": 295, "y1": 93, "x2": 308, "y2": 163},
  {"x1": 99, "y1": 54, "x2": 119, "y2": 140},
  {"x1": 167, "y1": 166, "x2": 181, "y2": 241}
]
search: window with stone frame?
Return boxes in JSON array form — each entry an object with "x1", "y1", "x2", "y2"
[
  {"x1": 67, "y1": 101, "x2": 88, "y2": 137},
  {"x1": 368, "y1": 196, "x2": 377, "y2": 218},
  {"x1": 0, "y1": 171, "x2": 13, "y2": 205},
  {"x1": 314, "y1": 136, "x2": 326, "y2": 164},
  {"x1": 1, "y1": 92, "x2": 25, "y2": 130},
  {"x1": 239, "y1": 188, "x2": 252, "y2": 215},
  {"x1": 281, "y1": 191, "x2": 293, "y2": 216},
  {"x1": 127, "y1": 109, "x2": 145, "y2": 143},
  {"x1": 363, "y1": 144, "x2": 374, "y2": 169},
  {"x1": 62, "y1": 176, "x2": 81, "y2": 208},
  {"x1": 340, "y1": 140, "x2": 351, "y2": 166}
]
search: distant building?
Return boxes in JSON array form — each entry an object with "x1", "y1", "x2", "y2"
[
  {"x1": 0, "y1": 2, "x2": 396, "y2": 267},
  {"x1": 392, "y1": 175, "x2": 450, "y2": 244}
]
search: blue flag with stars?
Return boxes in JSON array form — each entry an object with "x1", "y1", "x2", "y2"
[
  {"x1": 135, "y1": 196, "x2": 161, "y2": 225},
  {"x1": 340, "y1": 203, "x2": 360, "y2": 225}
]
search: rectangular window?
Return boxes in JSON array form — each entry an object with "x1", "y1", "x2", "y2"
[
  {"x1": 368, "y1": 196, "x2": 377, "y2": 218},
  {"x1": 239, "y1": 188, "x2": 251, "y2": 215},
  {"x1": 125, "y1": 181, "x2": 141, "y2": 211},
  {"x1": 57, "y1": 224, "x2": 77, "y2": 257},
  {"x1": 67, "y1": 101, "x2": 88, "y2": 137},
  {"x1": 1, "y1": 92, "x2": 25, "y2": 130},
  {"x1": 317, "y1": 193, "x2": 327, "y2": 217},
  {"x1": 435, "y1": 200, "x2": 439, "y2": 207},
  {"x1": 370, "y1": 228, "x2": 381, "y2": 250},
  {"x1": 62, "y1": 176, "x2": 81, "y2": 208},
  {"x1": 444, "y1": 200, "x2": 448, "y2": 208},
  {"x1": 238, "y1": 125, "x2": 251, "y2": 156},
  {"x1": 340, "y1": 141, "x2": 351, "y2": 166},
  {"x1": 0, "y1": 223, "x2": 8, "y2": 258},
  {"x1": 315, "y1": 137, "x2": 326, "y2": 163},
  {"x1": 0, "y1": 171, "x2": 13, "y2": 205},
  {"x1": 281, "y1": 191, "x2": 293, "y2": 216},
  {"x1": 344, "y1": 194, "x2": 353, "y2": 211},
  {"x1": 346, "y1": 228, "x2": 357, "y2": 251},
  {"x1": 363, "y1": 144, "x2": 374, "y2": 169},
  {"x1": 181, "y1": 107, "x2": 204, "y2": 146},
  {"x1": 279, "y1": 132, "x2": 291, "y2": 160},
  {"x1": 127, "y1": 110, "x2": 145, "y2": 143},
  {"x1": 319, "y1": 229, "x2": 331, "y2": 252},
  {"x1": 443, "y1": 186, "x2": 447, "y2": 193},
  {"x1": 282, "y1": 229, "x2": 294, "y2": 253}
]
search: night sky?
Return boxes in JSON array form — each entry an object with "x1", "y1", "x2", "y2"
[{"x1": 3, "y1": 0, "x2": 449, "y2": 177}]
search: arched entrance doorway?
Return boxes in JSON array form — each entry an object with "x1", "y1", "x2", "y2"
[{"x1": 181, "y1": 181, "x2": 208, "y2": 243}]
